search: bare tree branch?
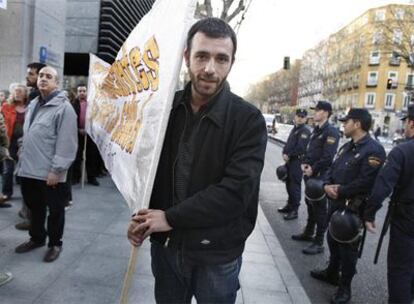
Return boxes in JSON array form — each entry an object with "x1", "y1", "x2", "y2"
[
  {"x1": 226, "y1": 1, "x2": 245, "y2": 23},
  {"x1": 205, "y1": 0, "x2": 213, "y2": 17}
]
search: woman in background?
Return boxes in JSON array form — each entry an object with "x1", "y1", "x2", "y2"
[{"x1": 0, "y1": 84, "x2": 28, "y2": 204}]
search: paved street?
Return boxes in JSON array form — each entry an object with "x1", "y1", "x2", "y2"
[{"x1": 261, "y1": 138, "x2": 389, "y2": 304}]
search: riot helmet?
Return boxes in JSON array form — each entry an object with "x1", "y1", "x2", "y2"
[
  {"x1": 276, "y1": 164, "x2": 288, "y2": 182},
  {"x1": 328, "y1": 209, "x2": 362, "y2": 243},
  {"x1": 305, "y1": 178, "x2": 326, "y2": 201}
]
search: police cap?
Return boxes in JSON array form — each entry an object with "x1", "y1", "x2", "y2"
[
  {"x1": 310, "y1": 101, "x2": 332, "y2": 113},
  {"x1": 338, "y1": 108, "x2": 371, "y2": 124},
  {"x1": 401, "y1": 104, "x2": 414, "y2": 121},
  {"x1": 296, "y1": 109, "x2": 307, "y2": 117}
]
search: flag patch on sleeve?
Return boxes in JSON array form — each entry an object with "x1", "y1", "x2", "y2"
[
  {"x1": 368, "y1": 157, "x2": 382, "y2": 167},
  {"x1": 326, "y1": 136, "x2": 337, "y2": 144}
]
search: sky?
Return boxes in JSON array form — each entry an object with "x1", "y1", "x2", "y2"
[{"x1": 226, "y1": 0, "x2": 410, "y2": 96}]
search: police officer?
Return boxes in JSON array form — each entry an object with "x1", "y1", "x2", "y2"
[
  {"x1": 364, "y1": 104, "x2": 414, "y2": 304},
  {"x1": 292, "y1": 101, "x2": 340, "y2": 255},
  {"x1": 310, "y1": 108, "x2": 386, "y2": 304},
  {"x1": 278, "y1": 109, "x2": 310, "y2": 220}
]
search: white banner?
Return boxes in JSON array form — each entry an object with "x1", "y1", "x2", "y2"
[
  {"x1": 0, "y1": 0, "x2": 7, "y2": 10},
  {"x1": 87, "y1": 0, "x2": 196, "y2": 213}
]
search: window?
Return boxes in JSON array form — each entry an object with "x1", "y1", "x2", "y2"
[
  {"x1": 384, "y1": 93, "x2": 395, "y2": 110},
  {"x1": 375, "y1": 9, "x2": 386, "y2": 21},
  {"x1": 365, "y1": 93, "x2": 376, "y2": 108},
  {"x1": 353, "y1": 73, "x2": 360, "y2": 88},
  {"x1": 352, "y1": 94, "x2": 359, "y2": 107},
  {"x1": 406, "y1": 73, "x2": 414, "y2": 89},
  {"x1": 393, "y1": 29, "x2": 402, "y2": 45},
  {"x1": 367, "y1": 71, "x2": 378, "y2": 86},
  {"x1": 348, "y1": 75, "x2": 353, "y2": 89},
  {"x1": 395, "y1": 8, "x2": 404, "y2": 20},
  {"x1": 403, "y1": 93, "x2": 410, "y2": 110},
  {"x1": 409, "y1": 53, "x2": 414, "y2": 67},
  {"x1": 394, "y1": 8, "x2": 404, "y2": 20},
  {"x1": 388, "y1": 71, "x2": 398, "y2": 88},
  {"x1": 389, "y1": 51, "x2": 400, "y2": 66},
  {"x1": 373, "y1": 31, "x2": 383, "y2": 44},
  {"x1": 346, "y1": 95, "x2": 353, "y2": 106},
  {"x1": 369, "y1": 51, "x2": 380, "y2": 65}
]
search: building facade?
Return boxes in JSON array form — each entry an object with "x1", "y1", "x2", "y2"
[
  {"x1": 0, "y1": 0, "x2": 154, "y2": 93},
  {"x1": 0, "y1": 0, "x2": 67, "y2": 89},
  {"x1": 298, "y1": 4, "x2": 414, "y2": 135}
]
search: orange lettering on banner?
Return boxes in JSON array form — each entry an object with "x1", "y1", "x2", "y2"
[
  {"x1": 101, "y1": 35, "x2": 160, "y2": 98},
  {"x1": 143, "y1": 36, "x2": 160, "y2": 91},
  {"x1": 129, "y1": 47, "x2": 145, "y2": 93},
  {"x1": 91, "y1": 36, "x2": 160, "y2": 153},
  {"x1": 109, "y1": 94, "x2": 153, "y2": 154}
]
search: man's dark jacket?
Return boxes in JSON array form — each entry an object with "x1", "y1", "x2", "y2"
[{"x1": 149, "y1": 83, "x2": 267, "y2": 264}]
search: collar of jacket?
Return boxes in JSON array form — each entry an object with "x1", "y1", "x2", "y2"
[
  {"x1": 38, "y1": 90, "x2": 63, "y2": 106},
  {"x1": 172, "y1": 81, "x2": 231, "y2": 129},
  {"x1": 313, "y1": 120, "x2": 329, "y2": 133},
  {"x1": 295, "y1": 123, "x2": 306, "y2": 130},
  {"x1": 352, "y1": 133, "x2": 370, "y2": 148},
  {"x1": 343, "y1": 133, "x2": 371, "y2": 154}
]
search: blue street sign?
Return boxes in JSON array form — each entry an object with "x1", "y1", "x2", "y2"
[{"x1": 39, "y1": 46, "x2": 48, "y2": 63}]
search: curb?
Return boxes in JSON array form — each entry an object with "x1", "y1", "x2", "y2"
[{"x1": 256, "y1": 206, "x2": 312, "y2": 304}]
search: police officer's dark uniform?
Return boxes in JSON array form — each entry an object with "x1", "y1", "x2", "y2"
[
  {"x1": 278, "y1": 109, "x2": 310, "y2": 220},
  {"x1": 311, "y1": 109, "x2": 386, "y2": 304},
  {"x1": 364, "y1": 104, "x2": 414, "y2": 304},
  {"x1": 292, "y1": 101, "x2": 340, "y2": 255}
]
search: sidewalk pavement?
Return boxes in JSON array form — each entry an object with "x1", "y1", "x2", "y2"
[{"x1": 0, "y1": 177, "x2": 310, "y2": 304}]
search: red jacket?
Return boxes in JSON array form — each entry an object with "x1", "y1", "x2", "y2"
[{"x1": 2, "y1": 103, "x2": 16, "y2": 139}]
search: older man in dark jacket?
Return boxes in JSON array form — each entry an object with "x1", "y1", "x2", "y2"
[{"x1": 128, "y1": 18, "x2": 267, "y2": 304}]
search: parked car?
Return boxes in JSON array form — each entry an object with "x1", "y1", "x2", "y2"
[{"x1": 263, "y1": 113, "x2": 278, "y2": 134}]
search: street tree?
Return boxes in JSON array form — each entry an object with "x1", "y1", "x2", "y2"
[
  {"x1": 195, "y1": 0, "x2": 253, "y2": 31},
  {"x1": 374, "y1": 4, "x2": 414, "y2": 93}
]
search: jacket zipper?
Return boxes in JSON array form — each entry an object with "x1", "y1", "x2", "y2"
[{"x1": 165, "y1": 104, "x2": 189, "y2": 248}]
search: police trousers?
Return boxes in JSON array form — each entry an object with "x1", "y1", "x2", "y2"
[
  {"x1": 387, "y1": 224, "x2": 414, "y2": 303},
  {"x1": 303, "y1": 177, "x2": 328, "y2": 244},
  {"x1": 285, "y1": 159, "x2": 302, "y2": 210},
  {"x1": 326, "y1": 200, "x2": 360, "y2": 286}
]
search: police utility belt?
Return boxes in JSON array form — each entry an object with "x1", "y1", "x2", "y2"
[
  {"x1": 338, "y1": 197, "x2": 366, "y2": 215},
  {"x1": 288, "y1": 154, "x2": 304, "y2": 161}
]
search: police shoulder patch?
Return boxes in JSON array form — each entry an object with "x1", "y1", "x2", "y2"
[
  {"x1": 301, "y1": 133, "x2": 308, "y2": 139},
  {"x1": 368, "y1": 156, "x2": 382, "y2": 167},
  {"x1": 326, "y1": 136, "x2": 337, "y2": 145}
]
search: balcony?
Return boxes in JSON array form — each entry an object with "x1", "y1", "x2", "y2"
[
  {"x1": 405, "y1": 84, "x2": 414, "y2": 91},
  {"x1": 369, "y1": 57, "x2": 380, "y2": 66},
  {"x1": 366, "y1": 81, "x2": 378, "y2": 88},
  {"x1": 389, "y1": 57, "x2": 401, "y2": 66}
]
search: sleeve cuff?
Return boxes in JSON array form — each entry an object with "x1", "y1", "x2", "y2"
[{"x1": 164, "y1": 209, "x2": 176, "y2": 228}]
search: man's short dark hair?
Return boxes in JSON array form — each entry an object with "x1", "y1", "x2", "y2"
[
  {"x1": 353, "y1": 118, "x2": 371, "y2": 132},
  {"x1": 27, "y1": 62, "x2": 46, "y2": 74},
  {"x1": 186, "y1": 17, "x2": 237, "y2": 62}
]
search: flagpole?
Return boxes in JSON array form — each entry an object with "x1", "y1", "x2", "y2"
[
  {"x1": 81, "y1": 134, "x2": 87, "y2": 188},
  {"x1": 119, "y1": 245, "x2": 139, "y2": 304}
]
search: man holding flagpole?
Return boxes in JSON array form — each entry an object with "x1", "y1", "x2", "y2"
[{"x1": 127, "y1": 17, "x2": 267, "y2": 303}]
